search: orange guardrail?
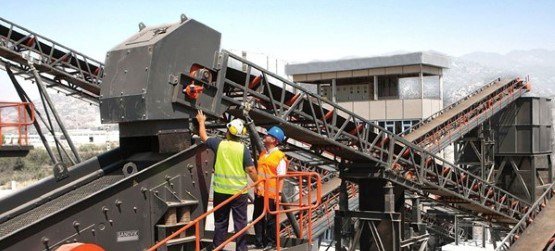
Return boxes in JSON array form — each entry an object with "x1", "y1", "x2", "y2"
[
  {"x1": 268, "y1": 171, "x2": 322, "y2": 249},
  {"x1": 147, "y1": 172, "x2": 322, "y2": 251},
  {"x1": 0, "y1": 102, "x2": 35, "y2": 146}
]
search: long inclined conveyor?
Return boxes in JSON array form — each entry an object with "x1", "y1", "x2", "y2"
[
  {"x1": 275, "y1": 79, "x2": 531, "y2": 240},
  {"x1": 279, "y1": 77, "x2": 531, "y2": 239},
  {"x1": 194, "y1": 50, "x2": 531, "y2": 225},
  {"x1": 401, "y1": 77, "x2": 530, "y2": 154},
  {"x1": 0, "y1": 16, "x2": 539, "y2": 250},
  {"x1": 0, "y1": 17, "x2": 103, "y2": 103}
]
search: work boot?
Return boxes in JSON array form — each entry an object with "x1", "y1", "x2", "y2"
[{"x1": 263, "y1": 243, "x2": 277, "y2": 251}]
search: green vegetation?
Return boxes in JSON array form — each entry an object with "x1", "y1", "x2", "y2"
[{"x1": 0, "y1": 143, "x2": 117, "y2": 188}]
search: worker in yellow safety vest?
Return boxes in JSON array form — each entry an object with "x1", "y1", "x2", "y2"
[
  {"x1": 196, "y1": 110, "x2": 258, "y2": 251},
  {"x1": 252, "y1": 126, "x2": 287, "y2": 249}
]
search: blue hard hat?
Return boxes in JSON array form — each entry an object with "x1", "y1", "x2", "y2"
[{"x1": 267, "y1": 126, "x2": 285, "y2": 143}]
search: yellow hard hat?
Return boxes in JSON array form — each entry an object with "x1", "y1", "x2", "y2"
[{"x1": 227, "y1": 119, "x2": 247, "y2": 137}]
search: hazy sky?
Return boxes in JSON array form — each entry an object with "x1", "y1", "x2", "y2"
[{"x1": 1, "y1": 0, "x2": 554, "y2": 100}]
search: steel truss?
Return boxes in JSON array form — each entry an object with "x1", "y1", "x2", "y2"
[
  {"x1": 401, "y1": 77, "x2": 529, "y2": 154},
  {"x1": 495, "y1": 182, "x2": 555, "y2": 250},
  {"x1": 168, "y1": 50, "x2": 535, "y2": 250},
  {"x1": 454, "y1": 122, "x2": 496, "y2": 181},
  {"x1": 190, "y1": 50, "x2": 530, "y2": 224},
  {"x1": 0, "y1": 17, "x2": 103, "y2": 103},
  {"x1": 4, "y1": 61, "x2": 81, "y2": 178}
]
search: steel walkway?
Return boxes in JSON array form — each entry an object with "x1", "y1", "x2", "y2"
[{"x1": 401, "y1": 77, "x2": 530, "y2": 153}]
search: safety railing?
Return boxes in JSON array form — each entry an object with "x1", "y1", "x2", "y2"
[
  {"x1": 147, "y1": 172, "x2": 321, "y2": 251},
  {"x1": 269, "y1": 171, "x2": 322, "y2": 249},
  {"x1": 281, "y1": 181, "x2": 357, "y2": 239},
  {"x1": 495, "y1": 182, "x2": 555, "y2": 251},
  {"x1": 0, "y1": 102, "x2": 35, "y2": 146},
  {"x1": 147, "y1": 179, "x2": 266, "y2": 251}
]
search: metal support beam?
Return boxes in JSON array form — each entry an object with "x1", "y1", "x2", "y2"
[
  {"x1": 331, "y1": 79, "x2": 337, "y2": 103},
  {"x1": 29, "y1": 62, "x2": 82, "y2": 163},
  {"x1": 454, "y1": 215, "x2": 459, "y2": 245},
  {"x1": 439, "y1": 73, "x2": 444, "y2": 109},
  {"x1": 482, "y1": 225, "x2": 486, "y2": 248},
  {"x1": 384, "y1": 181, "x2": 395, "y2": 213},
  {"x1": 373, "y1": 76, "x2": 378, "y2": 100},
  {"x1": 5, "y1": 63, "x2": 58, "y2": 164}
]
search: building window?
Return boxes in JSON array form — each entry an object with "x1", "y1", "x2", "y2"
[
  {"x1": 402, "y1": 121, "x2": 413, "y2": 133},
  {"x1": 385, "y1": 121, "x2": 395, "y2": 134}
]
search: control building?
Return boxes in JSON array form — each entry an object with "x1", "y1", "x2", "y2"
[{"x1": 285, "y1": 52, "x2": 450, "y2": 133}]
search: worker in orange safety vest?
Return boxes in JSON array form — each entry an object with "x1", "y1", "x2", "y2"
[{"x1": 251, "y1": 126, "x2": 287, "y2": 249}]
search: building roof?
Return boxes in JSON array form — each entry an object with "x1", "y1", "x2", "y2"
[{"x1": 285, "y1": 52, "x2": 450, "y2": 75}]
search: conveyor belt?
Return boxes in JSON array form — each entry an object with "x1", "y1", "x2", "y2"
[
  {"x1": 0, "y1": 173, "x2": 123, "y2": 236},
  {"x1": 198, "y1": 51, "x2": 531, "y2": 225},
  {"x1": 496, "y1": 183, "x2": 555, "y2": 251},
  {"x1": 402, "y1": 77, "x2": 529, "y2": 153},
  {"x1": 0, "y1": 17, "x2": 103, "y2": 103},
  {"x1": 508, "y1": 198, "x2": 555, "y2": 251}
]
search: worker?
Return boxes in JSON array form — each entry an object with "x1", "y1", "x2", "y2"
[
  {"x1": 252, "y1": 126, "x2": 287, "y2": 249},
  {"x1": 195, "y1": 110, "x2": 258, "y2": 251}
]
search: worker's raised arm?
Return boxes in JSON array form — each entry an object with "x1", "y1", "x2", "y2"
[{"x1": 195, "y1": 110, "x2": 208, "y2": 142}]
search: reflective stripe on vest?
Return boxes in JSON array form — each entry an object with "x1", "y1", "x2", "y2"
[
  {"x1": 213, "y1": 140, "x2": 247, "y2": 194},
  {"x1": 257, "y1": 149, "x2": 286, "y2": 199}
]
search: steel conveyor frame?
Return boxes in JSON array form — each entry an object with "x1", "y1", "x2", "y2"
[
  {"x1": 189, "y1": 50, "x2": 530, "y2": 225},
  {"x1": 0, "y1": 17, "x2": 103, "y2": 103}
]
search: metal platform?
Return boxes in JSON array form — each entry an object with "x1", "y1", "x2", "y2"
[{"x1": 0, "y1": 145, "x2": 33, "y2": 157}]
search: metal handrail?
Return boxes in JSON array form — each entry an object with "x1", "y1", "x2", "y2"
[
  {"x1": 495, "y1": 182, "x2": 555, "y2": 251},
  {"x1": 147, "y1": 178, "x2": 267, "y2": 251},
  {"x1": 147, "y1": 172, "x2": 322, "y2": 251},
  {"x1": 269, "y1": 172, "x2": 322, "y2": 249},
  {"x1": 0, "y1": 102, "x2": 35, "y2": 146}
]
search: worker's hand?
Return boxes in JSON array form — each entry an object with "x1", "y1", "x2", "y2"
[{"x1": 196, "y1": 110, "x2": 206, "y2": 124}]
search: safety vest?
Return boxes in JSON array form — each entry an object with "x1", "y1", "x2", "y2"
[
  {"x1": 257, "y1": 149, "x2": 286, "y2": 199},
  {"x1": 213, "y1": 140, "x2": 248, "y2": 195}
]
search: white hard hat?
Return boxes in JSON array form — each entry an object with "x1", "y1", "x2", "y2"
[{"x1": 227, "y1": 119, "x2": 247, "y2": 137}]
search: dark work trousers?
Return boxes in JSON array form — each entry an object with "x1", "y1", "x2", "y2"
[
  {"x1": 253, "y1": 194, "x2": 277, "y2": 247},
  {"x1": 213, "y1": 192, "x2": 248, "y2": 251}
]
